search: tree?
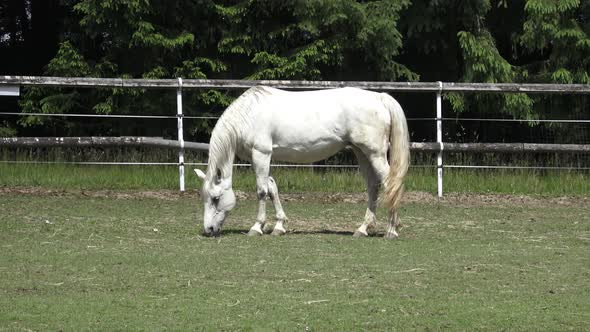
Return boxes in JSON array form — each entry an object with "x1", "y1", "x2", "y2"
[
  {"x1": 451, "y1": 0, "x2": 590, "y2": 142},
  {"x1": 215, "y1": 0, "x2": 416, "y2": 81},
  {"x1": 0, "y1": 0, "x2": 63, "y2": 74},
  {"x1": 18, "y1": 0, "x2": 419, "y2": 138},
  {"x1": 5, "y1": 0, "x2": 590, "y2": 144},
  {"x1": 446, "y1": 0, "x2": 590, "y2": 112},
  {"x1": 397, "y1": 0, "x2": 590, "y2": 142},
  {"x1": 19, "y1": 0, "x2": 230, "y2": 138}
]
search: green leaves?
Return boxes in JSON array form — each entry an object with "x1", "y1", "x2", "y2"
[
  {"x1": 19, "y1": 0, "x2": 224, "y2": 137},
  {"x1": 455, "y1": 30, "x2": 534, "y2": 117},
  {"x1": 458, "y1": 31, "x2": 518, "y2": 83},
  {"x1": 12, "y1": 0, "x2": 590, "y2": 140},
  {"x1": 46, "y1": 41, "x2": 93, "y2": 77},
  {"x1": 248, "y1": 40, "x2": 336, "y2": 80},
  {"x1": 448, "y1": 0, "x2": 590, "y2": 125},
  {"x1": 74, "y1": 0, "x2": 151, "y2": 27},
  {"x1": 174, "y1": 58, "x2": 227, "y2": 79},
  {"x1": 521, "y1": 0, "x2": 581, "y2": 51},
  {"x1": 130, "y1": 21, "x2": 194, "y2": 49},
  {"x1": 216, "y1": 0, "x2": 416, "y2": 81},
  {"x1": 551, "y1": 68, "x2": 574, "y2": 84},
  {"x1": 520, "y1": 0, "x2": 590, "y2": 76}
]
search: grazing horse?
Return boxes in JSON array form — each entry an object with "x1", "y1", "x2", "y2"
[{"x1": 194, "y1": 86, "x2": 410, "y2": 238}]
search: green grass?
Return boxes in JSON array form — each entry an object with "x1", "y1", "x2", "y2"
[
  {"x1": 0, "y1": 162, "x2": 589, "y2": 196},
  {"x1": 1, "y1": 192, "x2": 589, "y2": 330}
]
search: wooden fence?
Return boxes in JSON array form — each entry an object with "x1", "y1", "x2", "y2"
[
  {"x1": 2, "y1": 137, "x2": 589, "y2": 154},
  {"x1": 1, "y1": 75, "x2": 590, "y2": 195},
  {"x1": 3, "y1": 76, "x2": 590, "y2": 93}
]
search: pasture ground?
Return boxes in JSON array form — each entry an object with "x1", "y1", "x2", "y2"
[{"x1": 1, "y1": 189, "x2": 589, "y2": 330}]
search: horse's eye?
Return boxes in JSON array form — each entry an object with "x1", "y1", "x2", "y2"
[{"x1": 211, "y1": 196, "x2": 220, "y2": 204}]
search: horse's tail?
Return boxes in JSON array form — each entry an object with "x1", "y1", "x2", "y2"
[{"x1": 381, "y1": 93, "x2": 410, "y2": 214}]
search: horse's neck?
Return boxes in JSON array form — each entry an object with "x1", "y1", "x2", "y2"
[
  {"x1": 208, "y1": 127, "x2": 241, "y2": 180},
  {"x1": 209, "y1": 152, "x2": 235, "y2": 180},
  {"x1": 208, "y1": 91, "x2": 259, "y2": 180}
]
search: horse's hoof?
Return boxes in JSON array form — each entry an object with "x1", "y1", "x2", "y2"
[
  {"x1": 262, "y1": 225, "x2": 273, "y2": 234},
  {"x1": 247, "y1": 229, "x2": 263, "y2": 236},
  {"x1": 353, "y1": 230, "x2": 368, "y2": 238},
  {"x1": 384, "y1": 232, "x2": 399, "y2": 240},
  {"x1": 271, "y1": 229, "x2": 286, "y2": 236}
]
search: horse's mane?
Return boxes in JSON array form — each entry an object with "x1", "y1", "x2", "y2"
[{"x1": 207, "y1": 86, "x2": 273, "y2": 178}]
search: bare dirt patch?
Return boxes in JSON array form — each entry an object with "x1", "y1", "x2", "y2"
[
  {"x1": 0, "y1": 186, "x2": 588, "y2": 207},
  {"x1": 419, "y1": 191, "x2": 589, "y2": 208},
  {"x1": 0, "y1": 187, "x2": 190, "y2": 201},
  {"x1": 255, "y1": 191, "x2": 589, "y2": 208}
]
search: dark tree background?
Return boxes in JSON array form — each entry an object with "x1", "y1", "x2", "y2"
[{"x1": 1, "y1": 0, "x2": 589, "y2": 144}]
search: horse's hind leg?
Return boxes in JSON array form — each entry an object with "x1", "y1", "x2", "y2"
[
  {"x1": 385, "y1": 211, "x2": 401, "y2": 239},
  {"x1": 268, "y1": 176, "x2": 288, "y2": 236},
  {"x1": 351, "y1": 147, "x2": 379, "y2": 237},
  {"x1": 353, "y1": 147, "x2": 402, "y2": 239},
  {"x1": 370, "y1": 155, "x2": 401, "y2": 239}
]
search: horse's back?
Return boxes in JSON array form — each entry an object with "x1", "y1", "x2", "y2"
[
  {"x1": 244, "y1": 87, "x2": 392, "y2": 163},
  {"x1": 258, "y1": 87, "x2": 389, "y2": 123}
]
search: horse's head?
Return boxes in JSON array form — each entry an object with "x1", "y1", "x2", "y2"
[{"x1": 194, "y1": 168, "x2": 236, "y2": 237}]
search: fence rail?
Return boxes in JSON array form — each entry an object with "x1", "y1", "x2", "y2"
[
  {"x1": 2, "y1": 75, "x2": 590, "y2": 196},
  {"x1": 2, "y1": 137, "x2": 590, "y2": 154},
  {"x1": 411, "y1": 142, "x2": 590, "y2": 153},
  {"x1": 0, "y1": 136, "x2": 209, "y2": 151},
  {"x1": 3, "y1": 75, "x2": 590, "y2": 93}
]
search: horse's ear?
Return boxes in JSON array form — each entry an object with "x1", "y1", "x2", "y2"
[
  {"x1": 194, "y1": 169, "x2": 206, "y2": 180},
  {"x1": 215, "y1": 168, "x2": 222, "y2": 183}
]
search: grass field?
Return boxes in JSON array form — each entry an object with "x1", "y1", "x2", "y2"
[
  {"x1": 1, "y1": 163, "x2": 589, "y2": 196},
  {"x1": 1, "y1": 190, "x2": 589, "y2": 330}
]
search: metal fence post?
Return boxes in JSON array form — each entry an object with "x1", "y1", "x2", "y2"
[
  {"x1": 177, "y1": 77, "x2": 185, "y2": 192},
  {"x1": 436, "y1": 81, "x2": 444, "y2": 198}
]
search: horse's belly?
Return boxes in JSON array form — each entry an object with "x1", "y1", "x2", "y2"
[{"x1": 271, "y1": 140, "x2": 345, "y2": 163}]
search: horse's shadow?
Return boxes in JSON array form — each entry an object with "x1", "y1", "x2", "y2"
[
  {"x1": 218, "y1": 229, "x2": 380, "y2": 237},
  {"x1": 285, "y1": 230, "x2": 355, "y2": 236}
]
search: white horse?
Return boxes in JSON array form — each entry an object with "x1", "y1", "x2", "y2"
[{"x1": 195, "y1": 86, "x2": 410, "y2": 238}]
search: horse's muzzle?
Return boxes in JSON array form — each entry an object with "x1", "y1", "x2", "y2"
[{"x1": 203, "y1": 226, "x2": 221, "y2": 237}]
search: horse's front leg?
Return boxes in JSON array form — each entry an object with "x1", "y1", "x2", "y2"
[{"x1": 247, "y1": 149, "x2": 271, "y2": 236}]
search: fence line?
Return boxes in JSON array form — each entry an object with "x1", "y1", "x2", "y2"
[
  {"x1": 442, "y1": 118, "x2": 590, "y2": 123},
  {"x1": 3, "y1": 75, "x2": 590, "y2": 94},
  {"x1": 2, "y1": 137, "x2": 589, "y2": 154},
  {"x1": 2, "y1": 75, "x2": 590, "y2": 195},
  {"x1": 0, "y1": 160, "x2": 380, "y2": 168},
  {"x1": 444, "y1": 165, "x2": 590, "y2": 170},
  {"x1": 0, "y1": 136, "x2": 209, "y2": 151},
  {"x1": 0, "y1": 112, "x2": 179, "y2": 119},
  {"x1": 0, "y1": 112, "x2": 436, "y2": 121},
  {"x1": 2, "y1": 112, "x2": 589, "y2": 123},
  {"x1": 4, "y1": 160, "x2": 590, "y2": 171}
]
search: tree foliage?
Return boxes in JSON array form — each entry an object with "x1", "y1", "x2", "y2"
[
  {"x1": 1, "y1": 0, "x2": 590, "y2": 141},
  {"x1": 213, "y1": 0, "x2": 416, "y2": 80}
]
